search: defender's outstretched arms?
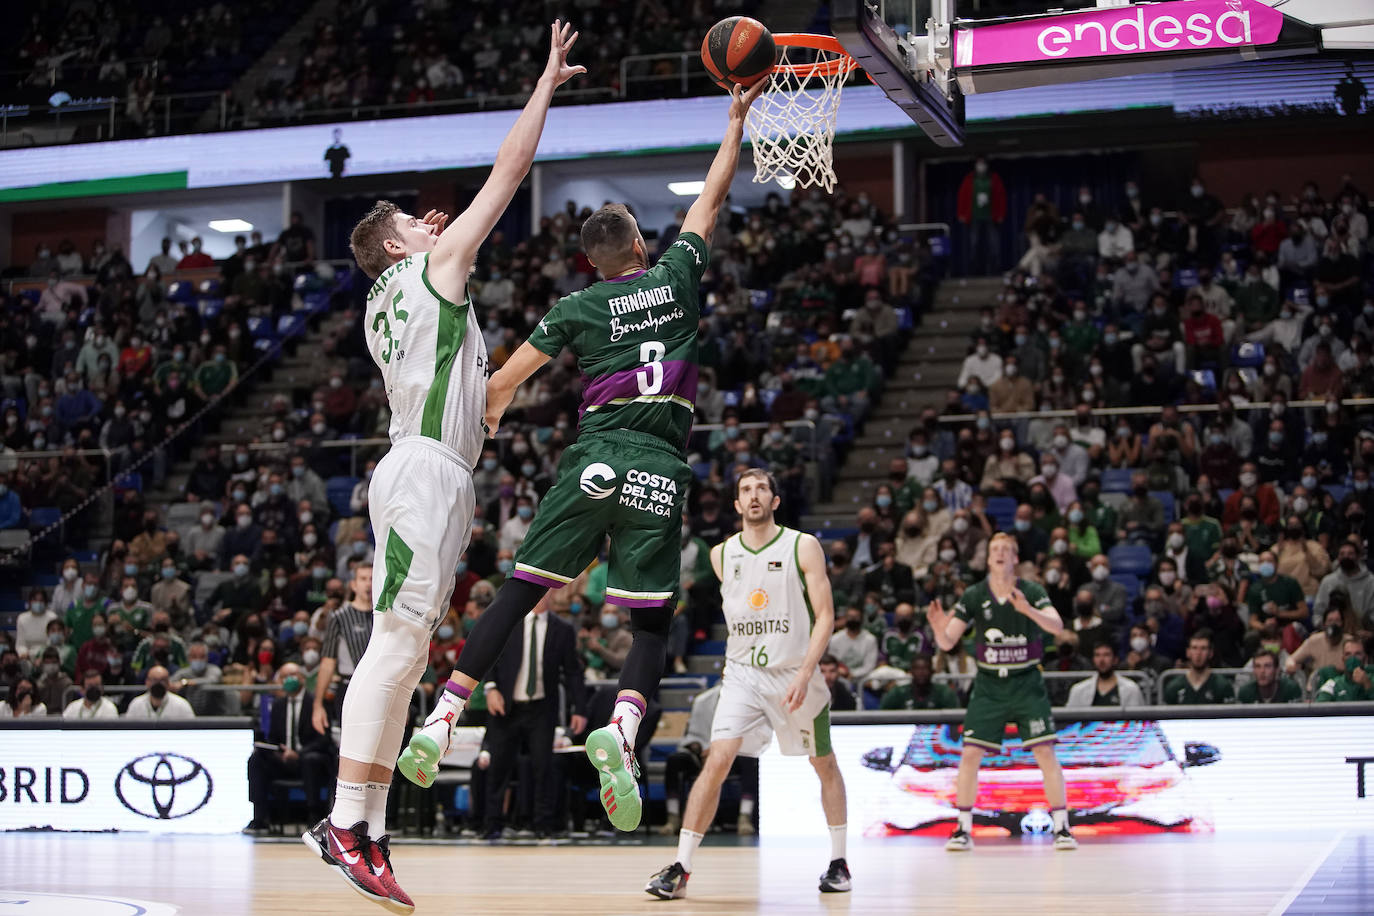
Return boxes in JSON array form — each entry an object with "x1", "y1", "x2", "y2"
[{"x1": 426, "y1": 20, "x2": 585, "y2": 302}]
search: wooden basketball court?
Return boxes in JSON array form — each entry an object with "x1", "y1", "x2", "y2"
[{"x1": 1, "y1": 830, "x2": 1366, "y2": 914}]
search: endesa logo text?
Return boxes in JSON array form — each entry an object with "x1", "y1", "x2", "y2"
[{"x1": 953, "y1": 0, "x2": 1285, "y2": 68}]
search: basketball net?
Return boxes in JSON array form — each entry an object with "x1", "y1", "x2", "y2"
[{"x1": 746, "y1": 40, "x2": 856, "y2": 194}]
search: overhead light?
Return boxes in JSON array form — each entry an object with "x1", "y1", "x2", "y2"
[
  {"x1": 775, "y1": 174, "x2": 797, "y2": 190},
  {"x1": 209, "y1": 219, "x2": 254, "y2": 233},
  {"x1": 668, "y1": 180, "x2": 705, "y2": 197}
]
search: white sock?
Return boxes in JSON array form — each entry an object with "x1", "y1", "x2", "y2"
[
  {"x1": 957, "y1": 809, "x2": 972, "y2": 833},
  {"x1": 612, "y1": 697, "x2": 645, "y2": 748},
  {"x1": 425, "y1": 681, "x2": 470, "y2": 729},
  {"x1": 666, "y1": 797, "x2": 681, "y2": 816},
  {"x1": 739, "y1": 797, "x2": 755, "y2": 817},
  {"x1": 365, "y1": 782, "x2": 389, "y2": 836},
  {"x1": 676, "y1": 828, "x2": 704, "y2": 873},
  {"x1": 828, "y1": 823, "x2": 847, "y2": 861},
  {"x1": 331, "y1": 780, "x2": 367, "y2": 830},
  {"x1": 1052, "y1": 808, "x2": 1068, "y2": 831}
]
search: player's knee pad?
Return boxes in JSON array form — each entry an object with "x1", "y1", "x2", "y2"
[{"x1": 628, "y1": 603, "x2": 673, "y2": 641}]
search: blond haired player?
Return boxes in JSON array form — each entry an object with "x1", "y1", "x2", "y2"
[
  {"x1": 646, "y1": 468, "x2": 851, "y2": 899},
  {"x1": 927, "y1": 531, "x2": 1077, "y2": 851},
  {"x1": 300, "y1": 22, "x2": 585, "y2": 913}
]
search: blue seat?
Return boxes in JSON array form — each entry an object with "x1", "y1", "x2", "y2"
[
  {"x1": 302, "y1": 290, "x2": 331, "y2": 313},
  {"x1": 0, "y1": 593, "x2": 25, "y2": 614},
  {"x1": 326, "y1": 476, "x2": 359, "y2": 518},
  {"x1": 71, "y1": 549, "x2": 99, "y2": 563},
  {"x1": 166, "y1": 281, "x2": 195, "y2": 303},
  {"x1": 196, "y1": 297, "x2": 223, "y2": 319},
  {"x1": 1108, "y1": 543, "x2": 1153, "y2": 576},
  {"x1": 1150, "y1": 490, "x2": 1175, "y2": 521},
  {"x1": 1326, "y1": 484, "x2": 1348, "y2": 504},
  {"x1": 691, "y1": 461, "x2": 712, "y2": 480},
  {"x1": 19, "y1": 289, "x2": 40, "y2": 306},
  {"x1": 811, "y1": 526, "x2": 857, "y2": 543},
  {"x1": 1176, "y1": 268, "x2": 1199, "y2": 289},
  {"x1": 277, "y1": 314, "x2": 306, "y2": 338},
  {"x1": 198, "y1": 278, "x2": 222, "y2": 296},
  {"x1": 897, "y1": 307, "x2": 913, "y2": 331},
  {"x1": 28, "y1": 507, "x2": 62, "y2": 530},
  {"x1": 721, "y1": 390, "x2": 741, "y2": 408},
  {"x1": 985, "y1": 496, "x2": 1017, "y2": 531},
  {"x1": 1189, "y1": 370, "x2": 1216, "y2": 393},
  {"x1": 748, "y1": 289, "x2": 773, "y2": 310},
  {"x1": 1218, "y1": 488, "x2": 1234, "y2": 505},
  {"x1": 246, "y1": 316, "x2": 274, "y2": 340},
  {"x1": 760, "y1": 388, "x2": 778, "y2": 411},
  {"x1": 696, "y1": 640, "x2": 726, "y2": 656},
  {"x1": 1110, "y1": 572, "x2": 1142, "y2": 602},
  {"x1": 118, "y1": 471, "x2": 143, "y2": 493},
  {"x1": 1231, "y1": 341, "x2": 1265, "y2": 368},
  {"x1": 1100, "y1": 468, "x2": 1136, "y2": 493}
]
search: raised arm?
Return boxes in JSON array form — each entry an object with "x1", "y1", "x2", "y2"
[
  {"x1": 1010, "y1": 586, "x2": 1064, "y2": 636},
  {"x1": 678, "y1": 80, "x2": 767, "y2": 246},
  {"x1": 427, "y1": 21, "x2": 586, "y2": 301},
  {"x1": 927, "y1": 597, "x2": 969, "y2": 652}
]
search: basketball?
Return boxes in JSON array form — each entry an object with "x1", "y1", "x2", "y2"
[{"x1": 701, "y1": 16, "x2": 776, "y2": 90}]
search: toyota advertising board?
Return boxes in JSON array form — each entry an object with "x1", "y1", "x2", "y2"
[
  {"x1": 761, "y1": 713, "x2": 1374, "y2": 838},
  {"x1": 0, "y1": 727, "x2": 252, "y2": 833}
]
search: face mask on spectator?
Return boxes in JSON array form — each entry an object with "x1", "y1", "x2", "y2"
[
  {"x1": 161, "y1": 566, "x2": 175, "y2": 580},
  {"x1": 517, "y1": 505, "x2": 533, "y2": 521},
  {"x1": 233, "y1": 563, "x2": 249, "y2": 577},
  {"x1": 1069, "y1": 509, "x2": 1084, "y2": 524},
  {"x1": 1092, "y1": 565, "x2": 1110, "y2": 582},
  {"x1": 922, "y1": 499, "x2": 939, "y2": 513},
  {"x1": 84, "y1": 584, "x2": 98, "y2": 599},
  {"x1": 1130, "y1": 635, "x2": 1150, "y2": 653},
  {"x1": 1239, "y1": 472, "x2": 1257, "y2": 489},
  {"x1": 237, "y1": 514, "x2": 252, "y2": 528},
  {"x1": 1014, "y1": 518, "x2": 1030, "y2": 533},
  {"x1": 939, "y1": 548, "x2": 957, "y2": 563},
  {"x1": 1159, "y1": 570, "x2": 1176, "y2": 586},
  {"x1": 601, "y1": 613, "x2": 620, "y2": 630},
  {"x1": 952, "y1": 518, "x2": 969, "y2": 534},
  {"x1": 498, "y1": 559, "x2": 514, "y2": 574}
]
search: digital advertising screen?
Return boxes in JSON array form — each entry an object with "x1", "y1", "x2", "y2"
[
  {"x1": 0, "y1": 727, "x2": 253, "y2": 834},
  {"x1": 760, "y1": 715, "x2": 1374, "y2": 838}
]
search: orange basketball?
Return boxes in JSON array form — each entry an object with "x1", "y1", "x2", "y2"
[{"x1": 701, "y1": 16, "x2": 776, "y2": 90}]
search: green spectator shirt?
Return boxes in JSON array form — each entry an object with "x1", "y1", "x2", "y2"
[
  {"x1": 824, "y1": 354, "x2": 878, "y2": 399},
  {"x1": 196, "y1": 358, "x2": 237, "y2": 397},
  {"x1": 65, "y1": 598, "x2": 102, "y2": 647},
  {"x1": 881, "y1": 630, "x2": 924, "y2": 670},
  {"x1": 1182, "y1": 516, "x2": 1223, "y2": 566},
  {"x1": 881, "y1": 681, "x2": 960, "y2": 710},
  {"x1": 1245, "y1": 574, "x2": 1305, "y2": 622},
  {"x1": 1164, "y1": 670, "x2": 1234, "y2": 704},
  {"x1": 1237, "y1": 676, "x2": 1303, "y2": 703},
  {"x1": 1314, "y1": 668, "x2": 1373, "y2": 702}
]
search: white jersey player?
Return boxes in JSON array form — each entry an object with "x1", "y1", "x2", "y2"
[
  {"x1": 301, "y1": 21, "x2": 586, "y2": 913},
  {"x1": 645, "y1": 468, "x2": 852, "y2": 900}
]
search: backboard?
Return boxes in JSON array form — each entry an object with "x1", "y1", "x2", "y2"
[{"x1": 835, "y1": 0, "x2": 1372, "y2": 148}]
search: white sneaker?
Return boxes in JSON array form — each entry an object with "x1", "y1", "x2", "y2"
[
  {"x1": 1053, "y1": 827, "x2": 1078, "y2": 850},
  {"x1": 397, "y1": 712, "x2": 456, "y2": 787},
  {"x1": 945, "y1": 828, "x2": 973, "y2": 851}
]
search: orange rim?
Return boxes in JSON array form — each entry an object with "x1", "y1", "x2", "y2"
[{"x1": 770, "y1": 33, "x2": 859, "y2": 78}]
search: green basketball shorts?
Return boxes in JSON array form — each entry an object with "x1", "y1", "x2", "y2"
[
  {"x1": 512, "y1": 429, "x2": 691, "y2": 608},
  {"x1": 960, "y1": 668, "x2": 1057, "y2": 751}
]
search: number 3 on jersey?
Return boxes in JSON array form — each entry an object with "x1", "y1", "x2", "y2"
[
  {"x1": 636, "y1": 340, "x2": 665, "y2": 395},
  {"x1": 372, "y1": 289, "x2": 410, "y2": 363}
]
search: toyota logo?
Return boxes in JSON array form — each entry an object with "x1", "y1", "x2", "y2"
[{"x1": 115, "y1": 753, "x2": 213, "y2": 820}]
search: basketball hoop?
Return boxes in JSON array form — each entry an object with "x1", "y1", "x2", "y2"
[{"x1": 746, "y1": 34, "x2": 858, "y2": 194}]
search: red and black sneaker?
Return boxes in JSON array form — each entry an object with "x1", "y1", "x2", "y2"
[
  {"x1": 302, "y1": 818, "x2": 395, "y2": 911},
  {"x1": 371, "y1": 834, "x2": 415, "y2": 912}
]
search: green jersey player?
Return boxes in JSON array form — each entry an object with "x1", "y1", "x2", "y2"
[
  {"x1": 400, "y1": 80, "x2": 767, "y2": 836},
  {"x1": 927, "y1": 532, "x2": 1078, "y2": 852}
]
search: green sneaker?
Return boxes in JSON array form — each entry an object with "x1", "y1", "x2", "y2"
[
  {"x1": 585, "y1": 722, "x2": 642, "y2": 832},
  {"x1": 397, "y1": 731, "x2": 443, "y2": 788}
]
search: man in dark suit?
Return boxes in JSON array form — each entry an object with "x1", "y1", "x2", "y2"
[
  {"x1": 482, "y1": 593, "x2": 587, "y2": 837},
  {"x1": 246, "y1": 663, "x2": 333, "y2": 833}
]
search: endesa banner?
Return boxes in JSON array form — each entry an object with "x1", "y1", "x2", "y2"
[
  {"x1": 760, "y1": 716, "x2": 1374, "y2": 838},
  {"x1": 0, "y1": 727, "x2": 252, "y2": 833},
  {"x1": 953, "y1": 0, "x2": 1285, "y2": 68}
]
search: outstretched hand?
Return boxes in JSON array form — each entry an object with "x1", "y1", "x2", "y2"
[
  {"x1": 729, "y1": 79, "x2": 768, "y2": 122},
  {"x1": 926, "y1": 597, "x2": 947, "y2": 631},
  {"x1": 543, "y1": 19, "x2": 586, "y2": 88}
]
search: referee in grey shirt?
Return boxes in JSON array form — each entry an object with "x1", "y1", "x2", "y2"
[{"x1": 311, "y1": 564, "x2": 376, "y2": 735}]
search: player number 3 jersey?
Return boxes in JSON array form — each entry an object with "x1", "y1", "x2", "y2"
[
  {"x1": 720, "y1": 527, "x2": 816, "y2": 671},
  {"x1": 364, "y1": 252, "x2": 488, "y2": 468},
  {"x1": 526, "y1": 231, "x2": 708, "y2": 454}
]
